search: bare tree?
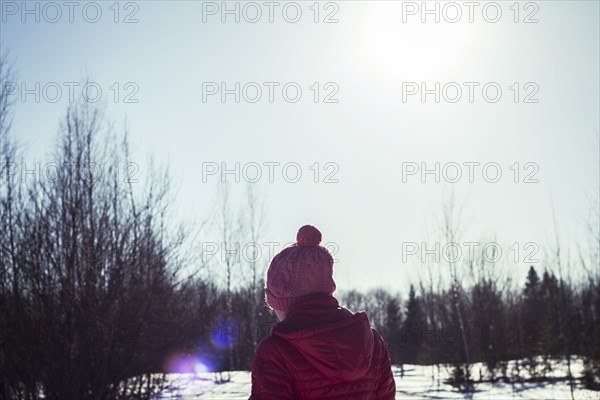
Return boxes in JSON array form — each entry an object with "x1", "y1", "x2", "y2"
[
  {"x1": 242, "y1": 183, "x2": 267, "y2": 354},
  {"x1": 0, "y1": 77, "x2": 196, "y2": 398},
  {"x1": 0, "y1": 48, "x2": 19, "y2": 400},
  {"x1": 212, "y1": 182, "x2": 240, "y2": 381}
]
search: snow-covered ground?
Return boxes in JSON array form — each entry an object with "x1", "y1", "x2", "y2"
[{"x1": 155, "y1": 359, "x2": 599, "y2": 399}]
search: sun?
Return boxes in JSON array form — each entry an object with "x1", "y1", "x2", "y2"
[{"x1": 360, "y1": 3, "x2": 475, "y2": 78}]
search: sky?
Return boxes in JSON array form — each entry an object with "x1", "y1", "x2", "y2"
[{"x1": 1, "y1": 0, "x2": 599, "y2": 292}]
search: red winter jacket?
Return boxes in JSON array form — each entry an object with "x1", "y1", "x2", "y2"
[{"x1": 250, "y1": 293, "x2": 396, "y2": 400}]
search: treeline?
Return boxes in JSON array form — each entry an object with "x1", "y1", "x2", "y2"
[
  {"x1": 0, "y1": 54, "x2": 278, "y2": 398},
  {"x1": 337, "y1": 266, "x2": 600, "y2": 391},
  {"x1": 0, "y1": 88, "x2": 271, "y2": 398}
]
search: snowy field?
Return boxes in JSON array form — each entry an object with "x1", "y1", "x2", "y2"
[{"x1": 155, "y1": 359, "x2": 599, "y2": 400}]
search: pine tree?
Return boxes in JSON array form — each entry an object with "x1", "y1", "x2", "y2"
[
  {"x1": 385, "y1": 297, "x2": 402, "y2": 364},
  {"x1": 471, "y1": 280, "x2": 505, "y2": 381},
  {"x1": 402, "y1": 285, "x2": 426, "y2": 364},
  {"x1": 522, "y1": 266, "x2": 544, "y2": 378}
]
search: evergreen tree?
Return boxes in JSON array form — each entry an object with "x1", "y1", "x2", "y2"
[
  {"x1": 522, "y1": 266, "x2": 544, "y2": 377},
  {"x1": 471, "y1": 280, "x2": 505, "y2": 380},
  {"x1": 385, "y1": 297, "x2": 402, "y2": 364},
  {"x1": 402, "y1": 285, "x2": 426, "y2": 364}
]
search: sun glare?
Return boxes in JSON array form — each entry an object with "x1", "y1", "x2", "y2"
[{"x1": 362, "y1": 4, "x2": 475, "y2": 78}]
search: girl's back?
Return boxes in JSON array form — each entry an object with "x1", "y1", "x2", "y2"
[
  {"x1": 251, "y1": 292, "x2": 395, "y2": 399},
  {"x1": 250, "y1": 225, "x2": 396, "y2": 400}
]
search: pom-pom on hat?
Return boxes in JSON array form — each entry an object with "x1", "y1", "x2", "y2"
[{"x1": 265, "y1": 225, "x2": 336, "y2": 312}]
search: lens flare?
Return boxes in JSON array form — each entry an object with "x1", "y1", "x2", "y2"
[
  {"x1": 194, "y1": 361, "x2": 209, "y2": 374},
  {"x1": 165, "y1": 353, "x2": 213, "y2": 375},
  {"x1": 210, "y1": 315, "x2": 241, "y2": 349}
]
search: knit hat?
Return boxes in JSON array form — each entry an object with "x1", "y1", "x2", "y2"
[{"x1": 265, "y1": 225, "x2": 336, "y2": 312}]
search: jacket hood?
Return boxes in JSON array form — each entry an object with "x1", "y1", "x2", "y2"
[{"x1": 271, "y1": 293, "x2": 375, "y2": 382}]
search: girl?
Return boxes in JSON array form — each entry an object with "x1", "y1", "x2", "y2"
[{"x1": 250, "y1": 225, "x2": 396, "y2": 400}]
